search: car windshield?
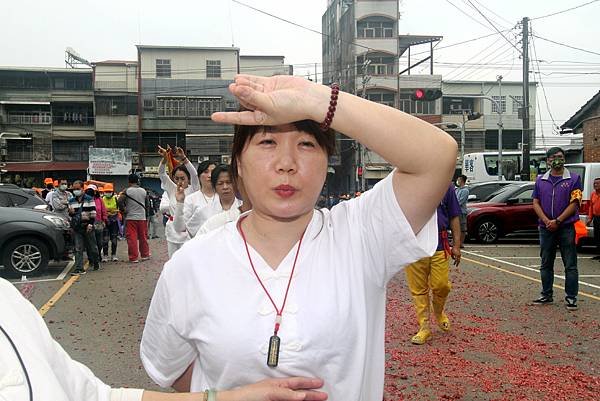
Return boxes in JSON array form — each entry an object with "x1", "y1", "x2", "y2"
[{"x1": 485, "y1": 184, "x2": 523, "y2": 203}]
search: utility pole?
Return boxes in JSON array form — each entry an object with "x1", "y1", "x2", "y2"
[
  {"x1": 497, "y1": 75, "x2": 504, "y2": 181},
  {"x1": 521, "y1": 17, "x2": 531, "y2": 181},
  {"x1": 358, "y1": 57, "x2": 371, "y2": 193}
]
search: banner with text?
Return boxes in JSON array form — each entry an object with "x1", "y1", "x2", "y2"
[{"x1": 89, "y1": 148, "x2": 132, "y2": 175}]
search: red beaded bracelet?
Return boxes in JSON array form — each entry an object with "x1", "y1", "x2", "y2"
[{"x1": 319, "y1": 83, "x2": 340, "y2": 131}]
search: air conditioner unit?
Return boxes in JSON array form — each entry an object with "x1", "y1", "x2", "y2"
[{"x1": 221, "y1": 155, "x2": 231, "y2": 164}]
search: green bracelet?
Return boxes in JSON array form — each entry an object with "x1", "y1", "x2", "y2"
[{"x1": 204, "y1": 389, "x2": 217, "y2": 401}]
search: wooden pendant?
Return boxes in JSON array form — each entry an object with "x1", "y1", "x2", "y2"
[{"x1": 267, "y1": 334, "x2": 281, "y2": 367}]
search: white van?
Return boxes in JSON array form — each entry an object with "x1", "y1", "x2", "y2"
[{"x1": 565, "y1": 163, "x2": 600, "y2": 242}]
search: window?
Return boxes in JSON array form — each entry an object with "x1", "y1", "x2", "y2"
[
  {"x1": 357, "y1": 18, "x2": 395, "y2": 38},
  {"x1": 143, "y1": 99, "x2": 154, "y2": 110},
  {"x1": 514, "y1": 189, "x2": 533, "y2": 203},
  {"x1": 141, "y1": 132, "x2": 185, "y2": 153},
  {"x1": 442, "y1": 97, "x2": 474, "y2": 115},
  {"x1": 51, "y1": 103, "x2": 94, "y2": 126},
  {"x1": 206, "y1": 60, "x2": 221, "y2": 78},
  {"x1": 156, "y1": 59, "x2": 171, "y2": 78},
  {"x1": 8, "y1": 193, "x2": 27, "y2": 206},
  {"x1": 156, "y1": 97, "x2": 186, "y2": 117},
  {"x1": 398, "y1": 92, "x2": 436, "y2": 115},
  {"x1": 491, "y1": 96, "x2": 506, "y2": 113},
  {"x1": 512, "y1": 95, "x2": 523, "y2": 114},
  {"x1": 225, "y1": 100, "x2": 238, "y2": 111},
  {"x1": 95, "y1": 133, "x2": 138, "y2": 151},
  {"x1": 187, "y1": 97, "x2": 222, "y2": 117},
  {"x1": 96, "y1": 97, "x2": 127, "y2": 116},
  {"x1": 358, "y1": 55, "x2": 395, "y2": 76},
  {"x1": 52, "y1": 140, "x2": 94, "y2": 161},
  {"x1": 367, "y1": 93, "x2": 395, "y2": 107}
]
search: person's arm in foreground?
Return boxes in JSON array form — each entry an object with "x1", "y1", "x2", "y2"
[
  {"x1": 212, "y1": 75, "x2": 457, "y2": 234},
  {"x1": 449, "y1": 215, "x2": 461, "y2": 266},
  {"x1": 2, "y1": 278, "x2": 327, "y2": 401},
  {"x1": 142, "y1": 377, "x2": 327, "y2": 401}
]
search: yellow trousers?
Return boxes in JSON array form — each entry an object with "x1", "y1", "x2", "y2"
[{"x1": 405, "y1": 250, "x2": 452, "y2": 330}]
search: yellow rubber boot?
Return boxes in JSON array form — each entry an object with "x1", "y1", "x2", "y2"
[
  {"x1": 432, "y1": 295, "x2": 450, "y2": 332},
  {"x1": 411, "y1": 295, "x2": 432, "y2": 345}
]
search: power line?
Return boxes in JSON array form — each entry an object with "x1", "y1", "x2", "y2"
[
  {"x1": 530, "y1": 27, "x2": 559, "y2": 135},
  {"x1": 443, "y1": 0, "x2": 494, "y2": 31},
  {"x1": 230, "y1": 0, "x2": 375, "y2": 51},
  {"x1": 532, "y1": 34, "x2": 600, "y2": 57},
  {"x1": 468, "y1": 0, "x2": 514, "y2": 27},
  {"x1": 531, "y1": 0, "x2": 600, "y2": 21},
  {"x1": 464, "y1": 0, "x2": 522, "y2": 54}
]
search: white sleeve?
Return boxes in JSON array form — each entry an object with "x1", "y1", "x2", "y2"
[
  {"x1": 159, "y1": 192, "x2": 171, "y2": 214},
  {"x1": 185, "y1": 159, "x2": 201, "y2": 192},
  {"x1": 186, "y1": 205, "x2": 207, "y2": 238},
  {"x1": 140, "y1": 270, "x2": 197, "y2": 388},
  {"x1": 331, "y1": 171, "x2": 438, "y2": 287},
  {"x1": 172, "y1": 201, "x2": 186, "y2": 233},
  {"x1": 159, "y1": 161, "x2": 176, "y2": 193},
  {"x1": 1, "y1": 279, "x2": 144, "y2": 401}
]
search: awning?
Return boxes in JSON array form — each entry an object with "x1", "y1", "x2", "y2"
[
  {"x1": 0, "y1": 100, "x2": 50, "y2": 105},
  {"x1": 4, "y1": 161, "x2": 88, "y2": 172}
]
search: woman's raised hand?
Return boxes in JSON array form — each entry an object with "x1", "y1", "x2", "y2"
[
  {"x1": 157, "y1": 145, "x2": 168, "y2": 159},
  {"x1": 211, "y1": 75, "x2": 327, "y2": 126},
  {"x1": 175, "y1": 184, "x2": 186, "y2": 204},
  {"x1": 175, "y1": 146, "x2": 186, "y2": 161}
]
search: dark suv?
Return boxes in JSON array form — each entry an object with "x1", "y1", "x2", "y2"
[
  {"x1": 0, "y1": 206, "x2": 71, "y2": 277},
  {"x1": 0, "y1": 183, "x2": 48, "y2": 210}
]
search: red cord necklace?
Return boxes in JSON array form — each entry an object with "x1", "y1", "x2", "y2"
[{"x1": 238, "y1": 215, "x2": 306, "y2": 367}]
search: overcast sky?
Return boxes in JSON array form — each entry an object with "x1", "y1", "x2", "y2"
[{"x1": 1, "y1": 0, "x2": 598, "y2": 144}]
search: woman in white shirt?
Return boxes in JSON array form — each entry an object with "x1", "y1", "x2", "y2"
[
  {"x1": 178, "y1": 164, "x2": 242, "y2": 237},
  {"x1": 157, "y1": 146, "x2": 200, "y2": 257},
  {"x1": 172, "y1": 160, "x2": 219, "y2": 238},
  {"x1": 141, "y1": 75, "x2": 457, "y2": 400},
  {"x1": 0, "y1": 278, "x2": 327, "y2": 401}
]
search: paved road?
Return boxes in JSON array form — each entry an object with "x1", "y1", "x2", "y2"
[{"x1": 4, "y1": 234, "x2": 599, "y2": 399}]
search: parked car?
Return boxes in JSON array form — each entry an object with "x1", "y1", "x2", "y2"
[
  {"x1": 0, "y1": 207, "x2": 71, "y2": 277},
  {"x1": 0, "y1": 183, "x2": 49, "y2": 210},
  {"x1": 467, "y1": 183, "x2": 537, "y2": 243},
  {"x1": 466, "y1": 180, "x2": 524, "y2": 203},
  {"x1": 564, "y1": 163, "x2": 600, "y2": 245}
]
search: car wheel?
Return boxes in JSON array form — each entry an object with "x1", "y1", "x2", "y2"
[
  {"x1": 476, "y1": 219, "x2": 500, "y2": 244},
  {"x1": 2, "y1": 237, "x2": 49, "y2": 277}
]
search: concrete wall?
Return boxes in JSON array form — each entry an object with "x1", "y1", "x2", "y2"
[
  {"x1": 354, "y1": 0, "x2": 398, "y2": 21},
  {"x1": 240, "y1": 56, "x2": 290, "y2": 76},
  {"x1": 94, "y1": 64, "x2": 137, "y2": 92},
  {"x1": 139, "y1": 48, "x2": 239, "y2": 80}
]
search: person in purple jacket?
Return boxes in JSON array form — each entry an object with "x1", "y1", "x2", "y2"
[
  {"x1": 404, "y1": 183, "x2": 462, "y2": 345},
  {"x1": 532, "y1": 147, "x2": 582, "y2": 310}
]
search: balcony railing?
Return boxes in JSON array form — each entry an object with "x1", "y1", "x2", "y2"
[
  {"x1": 6, "y1": 114, "x2": 52, "y2": 125},
  {"x1": 52, "y1": 115, "x2": 94, "y2": 126}
]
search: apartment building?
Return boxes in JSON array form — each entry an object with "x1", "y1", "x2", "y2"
[{"x1": 0, "y1": 67, "x2": 93, "y2": 186}]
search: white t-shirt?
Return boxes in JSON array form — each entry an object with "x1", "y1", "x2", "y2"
[
  {"x1": 140, "y1": 172, "x2": 437, "y2": 400},
  {"x1": 198, "y1": 205, "x2": 242, "y2": 236},
  {"x1": 173, "y1": 190, "x2": 219, "y2": 238},
  {"x1": 0, "y1": 278, "x2": 143, "y2": 401}
]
